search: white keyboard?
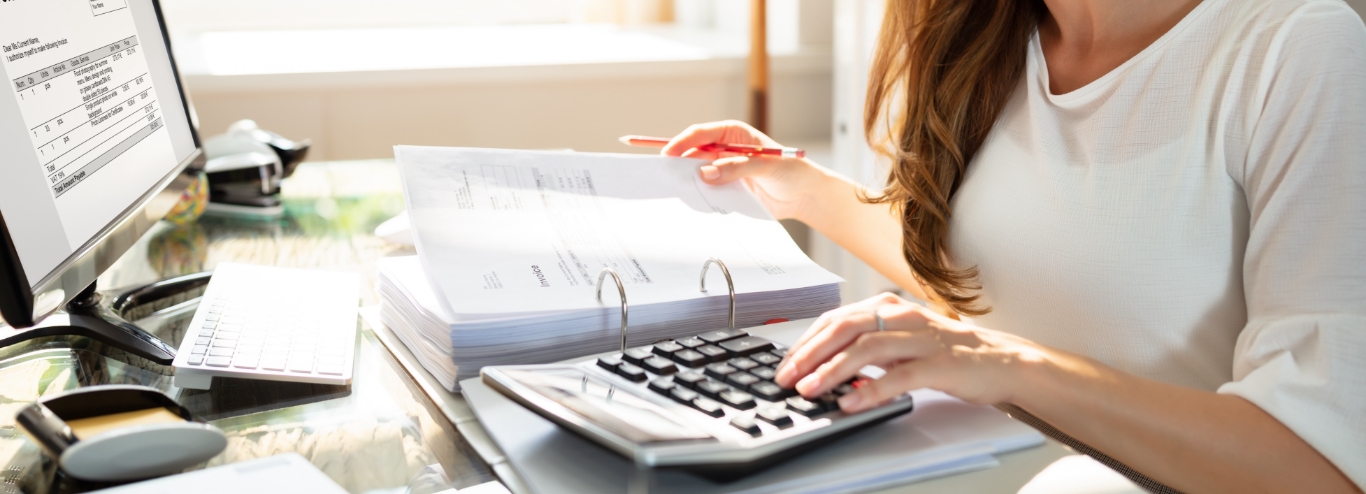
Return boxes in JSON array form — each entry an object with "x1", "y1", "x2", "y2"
[{"x1": 172, "y1": 263, "x2": 360, "y2": 390}]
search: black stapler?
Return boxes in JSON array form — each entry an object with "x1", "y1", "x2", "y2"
[{"x1": 203, "y1": 119, "x2": 311, "y2": 217}]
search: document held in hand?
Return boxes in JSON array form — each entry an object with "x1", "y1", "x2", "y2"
[
  {"x1": 395, "y1": 146, "x2": 843, "y2": 320},
  {"x1": 388, "y1": 146, "x2": 842, "y2": 389}
]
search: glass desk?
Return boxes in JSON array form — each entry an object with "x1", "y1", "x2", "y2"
[{"x1": 0, "y1": 160, "x2": 496, "y2": 493}]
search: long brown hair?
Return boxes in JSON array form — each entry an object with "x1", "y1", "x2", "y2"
[{"x1": 863, "y1": 0, "x2": 1044, "y2": 315}]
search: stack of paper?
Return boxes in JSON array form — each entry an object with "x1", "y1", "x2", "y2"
[{"x1": 382, "y1": 146, "x2": 844, "y2": 390}]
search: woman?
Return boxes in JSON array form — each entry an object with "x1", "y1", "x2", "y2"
[{"x1": 662, "y1": 0, "x2": 1365, "y2": 492}]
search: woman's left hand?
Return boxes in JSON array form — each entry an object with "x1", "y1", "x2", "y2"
[{"x1": 774, "y1": 293, "x2": 1052, "y2": 412}]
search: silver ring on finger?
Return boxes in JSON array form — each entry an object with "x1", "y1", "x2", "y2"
[{"x1": 872, "y1": 309, "x2": 885, "y2": 332}]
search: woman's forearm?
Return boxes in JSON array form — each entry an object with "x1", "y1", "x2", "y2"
[
  {"x1": 1014, "y1": 350, "x2": 1360, "y2": 493},
  {"x1": 794, "y1": 166, "x2": 929, "y2": 301}
]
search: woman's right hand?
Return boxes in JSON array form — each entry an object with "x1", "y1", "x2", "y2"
[{"x1": 661, "y1": 120, "x2": 826, "y2": 221}]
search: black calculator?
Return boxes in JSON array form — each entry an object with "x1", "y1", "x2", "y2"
[{"x1": 481, "y1": 328, "x2": 915, "y2": 479}]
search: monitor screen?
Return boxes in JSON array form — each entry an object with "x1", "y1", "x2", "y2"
[{"x1": 0, "y1": 0, "x2": 196, "y2": 289}]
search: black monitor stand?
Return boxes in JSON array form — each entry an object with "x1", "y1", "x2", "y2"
[{"x1": 0, "y1": 272, "x2": 212, "y2": 366}]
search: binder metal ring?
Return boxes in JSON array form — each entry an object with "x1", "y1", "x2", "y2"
[
  {"x1": 699, "y1": 258, "x2": 736, "y2": 330},
  {"x1": 596, "y1": 267, "x2": 629, "y2": 352}
]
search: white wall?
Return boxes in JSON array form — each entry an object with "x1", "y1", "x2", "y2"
[{"x1": 1348, "y1": 0, "x2": 1366, "y2": 19}]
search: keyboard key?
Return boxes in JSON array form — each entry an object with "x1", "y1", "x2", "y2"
[
  {"x1": 206, "y1": 356, "x2": 232, "y2": 367},
  {"x1": 188, "y1": 354, "x2": 205, "y2": 365},
  {"x1": 719, "y1": 336, "x2": 775, "y2": 357},
  {"x1": 622, "y1": 347, "x2": 654, "y2": 366},
  {"x1": 697, "y1": 329, "x2": 747, "y2": 344},
  {"x1": 770, "y1": 347, "x2": 789, "y2": 357},
  {"x1": 641, "y1": 356, "x2": 678, "y2": 375},
  {"x1": 727, "y1": 357, "x2": 759, "y2": 371},
  {"x1": 751, "y1": 352, "x2": 782, "y2": 366},
  {"x1": 596, "y1": 355, "x2": 623, "y2": 371},
  {"x1": 211, "y1": 339, "x2": 237, "y2": 348},
  {"x1": 648, "y1": 377, "x2": 676, "y2": 395},
  {"x1": 749, "y1": 366, "x2": 777, "y2": 381},
  {"x1": 209, "y1": 348, "x2": 233, "y2": 357},
  {"x1": 695, "y1": 380, "x2": 731, "y2": 400},
  {"x1": 726, "y1": 372, "x2": 760, "y2": 389},
  {"x1": 615, "y1": 363, "x2": 648, "y2": 382},
  {"x1": 691, "y1": 397, "x2": 725, "y2": 418},
  {"x1": 318, "y1": 347, "x2": 345, "y2": 357},
  {"x1": 191, "y1": 345, "x2": 208, "y2": 355},
  {"x1": 674, "y1": 372, "x2": 707, "y2": 389},
  {"x1": 232, "y1": 356, "x2": 259, "y2": 369},
  {"x1": 671, "y1": 349, "x2": 708, "y2": 367},
  {"x1": 194, "y1": 337, "x2": 212, "y2": 346},
  {"x1": 669, "y1": 388, "x2": 699, "y2": 405},
  {"x1": 786, "y1": 396, "x2": 824, "y2": 417},
  {"x1": 288, "y1": 358, "x2": 314, "y2": 373},
  {"x1": 652, "y1": 341, "x2": 685, "y2": 356},
  {"x1": 729, "y1": 415, "x2": 762, "y2": 436},
  {"x1": 215, "y1": 332, "x2": 240, "y2": 340},
  {"x1": 261, "y1": 356, "x2": 288, "y2": 371},
  {"x1": 817, "y1": 393, "x2": 841, "y2": 412},
  {"x1": 676, "y1": 336, "x2": 707, "y2": 348},
  {"x1": 704, "y1": 363, "x2": 738, "y2": 380},
  {"x1": 750, "y1": 382, "x2": 796, "y2": 401},
  {"x1": 719, "y1": 390, "x2": 757, "y2": 410},
  {"x1": 757, "y1": 408, "x2": 794, "y2": 428},
  {"x1": 695, "y1": 345, "x2": 728, "y2": 362},
  {"x1": 317, "y1": 356, "x2": 345, "y2": 368},
  {"x1": 317, "y1": 363, "x2": 346, "y2": 375}
]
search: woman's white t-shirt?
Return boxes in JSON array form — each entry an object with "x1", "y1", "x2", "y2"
[{"x1": 950, "y1": 0, "x2": 1366, "y2": 485}]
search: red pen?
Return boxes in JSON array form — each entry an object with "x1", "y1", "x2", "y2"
[{"x1": 619, "y1": 135, "x2": 806, "y2": 159}]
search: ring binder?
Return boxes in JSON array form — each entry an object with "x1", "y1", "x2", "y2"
[
  {"x1": 700, "y1": 258, "x2": 737, "y2": 330},
  {"x1": 596, "y1": 267, "x2": 630, "y2": 352}
]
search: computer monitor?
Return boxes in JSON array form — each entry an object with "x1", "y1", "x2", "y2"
[{"x1": 0, "y1": 0, "x2": 204, "y2": 364}]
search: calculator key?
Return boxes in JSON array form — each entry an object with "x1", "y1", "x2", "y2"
[
  {"x1": 757, "y1": 408, "x2": 794, "y2": 428},
  {"x1": 652, "y1": 341, "x2": 685, "y2": 356},
  {"x1": 288, "y1": 358, "x2": 315, "y2": 373},
  {"x1": 704, "y1": 363, "x2": 738, "y2": 380},
  {"x1": 670, "y1": 388, "x2": 700, "y2": 405},
  {"x1": 729, "y1": 415, "x2": 762, "y2": 436},
  {"x1": 209, "y1": 348, "x2": 233, "y2": 357},
  {"x1": 187, "y1": 354, "x2": 205, "y2": 365},
  {"x1": 697, "y1": 329, "x2": 747, "y2": 344},
  {"x1": 676, "y1": 337, "x2": 707, "y2": 348},
  {"x1": 749, "y1": 366, "x2": 777, "y2": 381},
  {"x1": 770, "y1": 347, "x2": 789, "y2": 357},
  {"x1": 750, "y1": 382, "x2": 796, "y2": 401},
  {"x1": 215, "y1": 332, "x2": 240, "y2": 340},
  {"x1": 206, "y1": 356, "x2": 232, "y2": 367},
  {"x1": 596, "y1": 354, "x2": 624, "y2": 371},
  {"x1": 671, "y1": 349, "x2": 709, "y2": 367},
  {"x1": 615, "y1": 363, "x2": 648, "y2": 382},
  {"x1": 816, "y1": 393, "x2": 842, "y2": 412},
  {"x1": 727, "y1": 357, "x2": 759, "y2": 371},
  {"x1": 642, "y1": 356, "x2": 678, "y2": 375},
  {"x1": 674, "y1": 372, "x2": 708, "y2": 389},
  {"x1": 191, "y1": 345, "x2": 209, "y2": 355},
  {"x1": 194, "y1": 337, "x2": 212, "y2": 346},
  {"x1": 719, "y1": 390, "x2": 757, "y2": 410},
  {"x1": 317, "y1": 363, "x2": 346, "y2": 375},
  {"x1": 691, "y1": 397, "x2": 725, "y2": 418},
  {"x1": 622, "y1": 347, "x2": 654, "y2": 366},
  {"x1": 648, "y1": 377, "x2": 677, "y2": 395},
  {"x1": 720, "y1": 336, "x2": 775, "y2": 357},
  {"x1": 232, "y1": 356, "x2": 259, "y2": 369},
  {"x1": 751, "y1": 352, "x2": 782, "y2": 366},
  {"x1": 211, "y1": 339, "x2": 237, "y2": 348},
  {"x1": 726, "y1": 372, "x2": 760, "y2": 390},
  {"x1": 786, "y1": 396, "x2": 824, "y2": 417},
  {"x1": 695, "y1": 345, "x2": 729, "y2": 362},
  {"x1": 696, "y1": 380, "x2": 731, "y2": 400}
]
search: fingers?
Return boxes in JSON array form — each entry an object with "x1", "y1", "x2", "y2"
[
  {"x1": 661, "y1": 121, "x2": 759, "y2": 157},
  {"x1": 697, "y1": 156, "x2": 782, "y2": 185},
  {"x1": 838, "y1": 359, "x2": 937, "y2": 413},
  {"x1": 777, "y1": 295, "x2": 922, "y2": 387},
  {"x1": 793, "y1": 331, "x2": 942, "y2": 398}
]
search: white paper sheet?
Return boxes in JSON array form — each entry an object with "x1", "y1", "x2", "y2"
[{"x1": 396, "y1": 146, "x2": 843, "y2": 319}]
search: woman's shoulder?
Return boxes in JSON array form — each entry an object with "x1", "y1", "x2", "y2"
[{"x1": 1221, "y1": 0, "x2": 1364, "y2": 49}]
